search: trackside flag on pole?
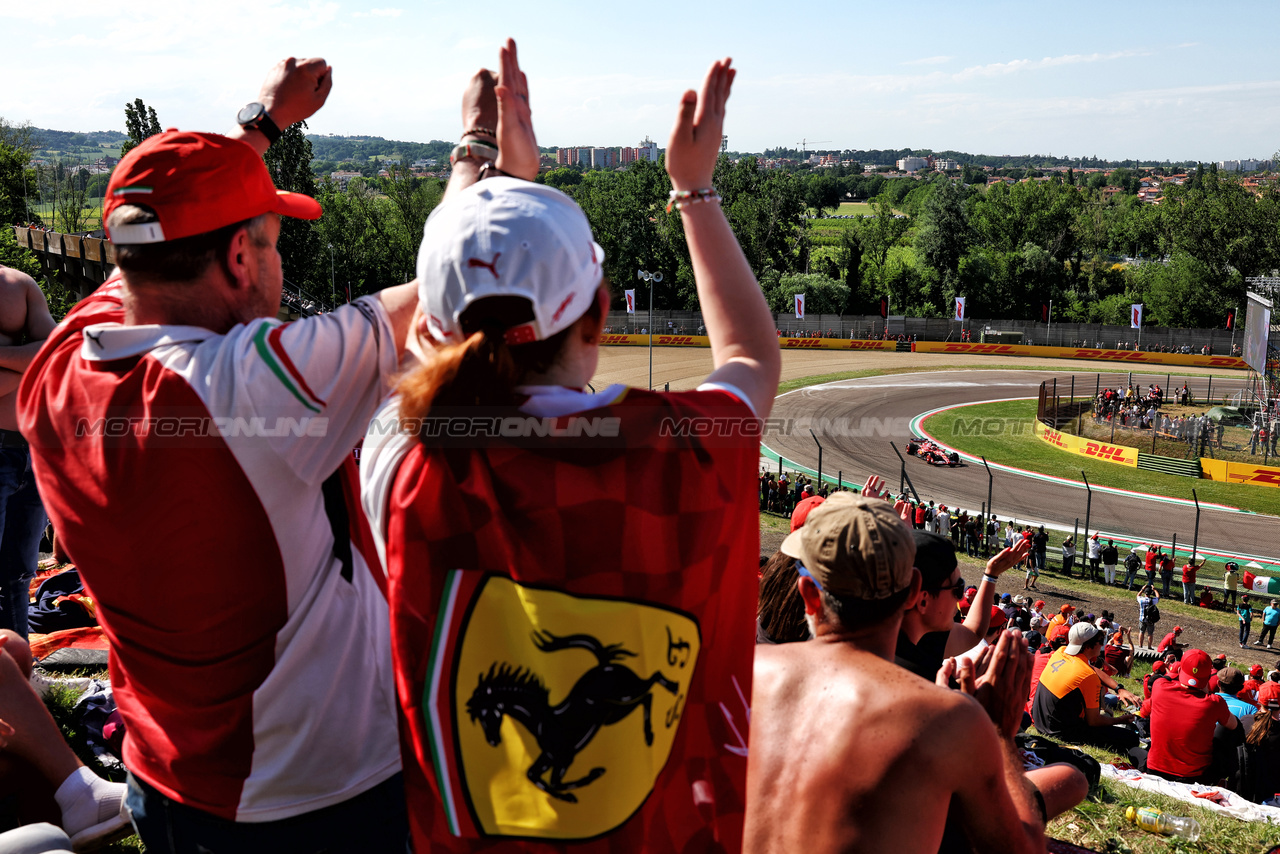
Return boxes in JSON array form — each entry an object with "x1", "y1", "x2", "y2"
[
  {"x1": 1242, "y1": 571, "x2": 1280, "y2": 595},
  {"x1": 624, "y1": 289, "x2": 636, "y2": 314},
  {"x1": 795, "y1": 294, "x2": 805, "y2": 319},
  {"x1": 1131, "y1": 304, "x2": 1143, "y2": 329},
  {"x1": 1227, "y1": 308, "x2": 1236, "y2": 331},
  {"x1": 955, "y1": 297, "x2": 966, "y2": 321}
]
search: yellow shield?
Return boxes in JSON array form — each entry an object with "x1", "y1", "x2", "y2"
[{"x1": 452, "y1": 576, "x2": 700, "y2": 839}]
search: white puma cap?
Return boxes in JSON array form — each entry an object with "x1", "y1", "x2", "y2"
[{"x1": 417, "y1": 176, "x2": 605, "y2": 345}]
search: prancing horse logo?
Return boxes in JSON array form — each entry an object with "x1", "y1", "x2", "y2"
[{"x1": 466, "y1": 630, "x2": 678, "y2": 803}]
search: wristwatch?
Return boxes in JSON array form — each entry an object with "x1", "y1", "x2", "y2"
[{"x1": 237, "y1": 102, "x2": 282, "y2": 145}]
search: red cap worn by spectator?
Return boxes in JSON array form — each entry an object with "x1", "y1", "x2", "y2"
[
  {"x1": 1060, "y1": 604, "x2": 1075, "y2": 614},
  {"x1": 1251, "y1": 664, "x2": 1265, "y2": 678},
  {"x1": 1173, "y1": 625, "x2": 1183, "y2": 633},
  {"x1": 989, "y1": 605, "x2": 1008, "y2": 629},
  {"x1": 1258, "y1": 681, "x2": 1280, "y2": 710},
  {"x1": 790, "y1": 495, "x2": 826, "y2": 532},
  {"x1": 1034, "y1": 600, "x2": 1045, "y2": 610},
  {"x1": 1151, "y1": 660, "x2": 1166, "y2": 674},
  {"x1": 1048, "y1": 623, "x2": 1070, "y2": 644},
  {"x1": 104, "y1": 130, "x2": 322, "y2": 245},
  {"x1": 1179, "y1": 649, "x2": 1211, "y2": 691}
]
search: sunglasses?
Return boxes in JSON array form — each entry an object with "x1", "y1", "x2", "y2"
[
  {"x1": 925, "y1": 575, "x2": 965, "y2": 599},
  {"x1": 796, "y1": 561, "x2": 823, "y2": 591}
]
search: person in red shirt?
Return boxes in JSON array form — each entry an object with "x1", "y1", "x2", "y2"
[
  {"x1": 361, "y1": 55, "x2": 780, "y2": 852},
  {"x1": 1143, "y1": 660, "x2": 1168, "y2": 699},
  {"x1": 1102, "y1": 627, "x2": 1136, "y2": 677},
  {"x1": 1156, "y1": 625, "x2": 1185, "y2": 658},
  {"x1": 1182, "y1": 556, "x2": 1205, "y2": 604},
  {"x1": 1242, "y1": 664, "x2": 1266, "y2": 705},
  {"x1": 914, "y1": 503, "x2": 927, "y2": 529},
  {"x1": 1144, "y1": 649, "x2": 1239, "y2": 783}
]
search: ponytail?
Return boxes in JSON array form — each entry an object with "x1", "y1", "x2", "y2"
[
  {"x1": 397, "y1": 285, "x2": 608, "y2": 434},
  {"x1": 1247, "y1": 709, "x2": 1277, "y2": 747}
]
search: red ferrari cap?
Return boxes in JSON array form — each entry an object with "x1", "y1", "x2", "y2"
[
  {"x1": 105, "y1": 130, "x2": 321, "y2": 244},
  {"x1": 1258, "y1": 681, "x2": 1280, "y2": 710},
  {"x1": 1250, "y1": 664, "x2": 1264, "y2": 677},
  {"x1": 1179, "y1": 649, "x2": 1211, "y2": 690},
  {"x1": 989, "y1": 605, "x2": 1008, "y2": 629}
]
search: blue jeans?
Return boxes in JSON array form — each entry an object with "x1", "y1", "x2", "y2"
[
  {"x1": 1241, "y1": 621, "x2": 1251, "y2": 646},
  {"x1": 126, "y1": 771, "x2": 409, "y2": 854},
  {"x1": 1183, "y1": 581, "x2": 1196, "y2": 604},
  {"x1": 0, "y1": 448, "x2": 47, "y2": 640}
]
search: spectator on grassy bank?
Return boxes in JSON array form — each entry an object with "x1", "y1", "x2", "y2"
[
  {"x1": 1143, "y1": 649, "x2": 1240, "y2": 785},
  {"x1": 746, "y1": 495, "x2": 1052, "y2": 854},
  {"x1": 1031, "y1": 623, "x2": 1140, "y2": 755}
]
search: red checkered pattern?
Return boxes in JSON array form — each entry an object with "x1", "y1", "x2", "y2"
[{"x1": 385, "y1": 387, "x2": 759, "y2": 852}]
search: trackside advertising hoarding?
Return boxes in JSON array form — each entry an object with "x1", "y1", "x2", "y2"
[
  {"x1": 1199, "y1": 458, "x2": 1280, "y2": 489},
  {"x1": 1033, "y1": 420, "x2": 1140, "y2": 467},
  {"x1": 598, "y1": 335, "x2": 898, "y2": 351},
  {"x1": 599, "y1": 336, "x2": 1249, "y2": 368},
  {"x1": 912, "y1": 341, "x2": 1248, "y2": 370}
]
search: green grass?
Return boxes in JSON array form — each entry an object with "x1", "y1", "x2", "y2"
[
  {"x1": 835, "y1": 202, "x2": 875, "y2": 216},
  {"x1": 924, "y1": 399, "x2": 1280, "y2": 519}
]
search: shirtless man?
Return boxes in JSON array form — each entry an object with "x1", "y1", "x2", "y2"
[
  {"x1": 746, "y1": 493, "x2": 1046, "y2": 854},
  {"x1": 0, "y1": 266, "x2": 54, "y2": 638}
]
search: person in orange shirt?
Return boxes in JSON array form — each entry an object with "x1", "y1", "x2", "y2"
[{"x1": 1047, "y1": 604, "x2": 1076, "y2": 632}]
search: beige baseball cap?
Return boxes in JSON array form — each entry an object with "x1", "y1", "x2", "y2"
[{"x1": 780, "y1": 492, "x2": 915, "y2": 600}]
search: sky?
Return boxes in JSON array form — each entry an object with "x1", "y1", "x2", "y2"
[{"x1": 3, "y1": 0, "x2": 1279, "y2": 163}]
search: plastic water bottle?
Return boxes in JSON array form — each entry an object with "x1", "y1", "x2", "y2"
[{"x1": 1124, "y1": 806, "x2": 1201, "y2": 841}]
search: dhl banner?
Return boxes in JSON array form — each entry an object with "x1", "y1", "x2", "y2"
[
  {"x1": 598, "y1": 335, "x2": 1248, "y2": 367},
  {"x1": 912, "y1": 341, "x2": 1248, "y2": 370},
  {"x1": 1033, "y1": 420, "x2": 1140, "y2": 467},
  {"x1": 1199, "y1": 458, "x2": 1280, "y2": 488},
  {"x1": 598, "y1": 334, "x2": 897, "y2": 351}
]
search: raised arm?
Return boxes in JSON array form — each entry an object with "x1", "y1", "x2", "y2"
[
  {"x1": 952, "y1": 539, "x2": 1033, "y2": 652},
  {"x1": 666, "y1": 60, "x2": 780, "y2": 419},
  {"x1": 229, "y1": 57, "x2": 333, "y2": 157}
]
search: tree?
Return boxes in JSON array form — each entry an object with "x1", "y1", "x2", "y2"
[
  {"x1": 0, "y1": 118, "x2": 36, "y2": 226},
  {"x1": 120, "y1": 98, "x2": 162, "y2": 158},
  {"x1": 264, "y1": 121, "x2": 325, "y2": 295},
  {"x1": 765, "y1": 273, "x2": 849, "y2": 314},
  {"x1": 804, "y1": 174, "x2": 840, "y2": 216},
  {"x1": 914, "y1": 179, "x2": 971, "y2": 297}
]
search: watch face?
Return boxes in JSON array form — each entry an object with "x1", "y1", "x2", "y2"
[{"x1": 237, "y1": 102, "x2": 264, "y2": 125}]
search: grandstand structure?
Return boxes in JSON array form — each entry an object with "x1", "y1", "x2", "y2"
[{"x1": 10, "y1": 226, "x2": 333, "y2": 319}]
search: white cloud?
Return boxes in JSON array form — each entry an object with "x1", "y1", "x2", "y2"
[
  {"x1": 953, "y1": 49, "x2": 1149, "y2": 80},
  {"x1": 353, "y1": 7, "x2": 402, "y2": 17}
]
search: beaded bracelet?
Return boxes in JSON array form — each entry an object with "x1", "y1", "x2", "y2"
[
  {"x1": 463, "y1": 126, "x2": 497, "y2": 139},
  {"x1": 666, "y1": 187, "x2": 722, "y2": 213}
]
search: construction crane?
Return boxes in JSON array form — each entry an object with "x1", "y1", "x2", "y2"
[{"x1": 795, "y1": 139, "x2": 831, "y2": 155}]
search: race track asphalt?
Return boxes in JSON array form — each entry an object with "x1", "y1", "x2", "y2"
[{"x1": 762, "y1": 369, "x2": 1279, "y2": 562}]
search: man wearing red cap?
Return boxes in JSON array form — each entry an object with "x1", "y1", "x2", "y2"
[
  {"x1": 1144, "y1": 649, "x2": 1240, "y2": 783},
  {"x1": 1242, "y1": 664, "x2": 1265, "y2": 705},
  {"x1": 1157, "y1": 626, "x2": 1185, "y2": 659},
  {"x1": 16, "y1": 58, "x2": 431, "y2": 852}
]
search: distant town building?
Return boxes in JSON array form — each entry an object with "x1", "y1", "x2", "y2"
[
  {"x1": 934, "y1": 158, "x2": 960, "y2": 171},
  {"x1": 591, "y1": 147, "x2": 613, "y2": 169},
  {"x1": 1219, "y1": 159, "x2": 1261, "y2": 172},
  {"x1": 896, "y1": 156, "x2": 928, "y2": 172},
  {"x1": 330, "y1": 170, "x2": 362, "y2": 190}
]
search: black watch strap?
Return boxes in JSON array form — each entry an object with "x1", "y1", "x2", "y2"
[{"x1": 239, "y1": 103, "x2": 282, "y2": 145}]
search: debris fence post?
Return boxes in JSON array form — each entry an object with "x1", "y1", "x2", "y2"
[
  {"x1": 809, "y1": 429, "x2": 823, "y2": 487},
  {"x1": 1191, "y1": 490, "x2": 1200, "y2": 563},
  {"x1": 982, "y1": 456, "x2": 994, "y2": 556},
  {"x1": 1081, "y1": 471, "x2": 1092, "y2": 545}
]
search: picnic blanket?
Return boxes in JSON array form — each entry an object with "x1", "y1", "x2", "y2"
[
  {"x1": 29, "y1": 626, "x2": 109, "y2": 664},
  {"x1": 1101, "y1": 763, "x2": 1280, "y2": 824}
]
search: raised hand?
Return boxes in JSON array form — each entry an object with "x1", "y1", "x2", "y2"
[
  {"x1": 460, "y1": 68, "x2": 498, "y2": 144},
  {"x1": 972, "y1": 630, "x2": 1031, "y2": 739},
  {"x1": 986, "y1": 537, "x2": 1033, "y2": 578},
  {"x1": 665, "y1": 58, "x2": 734, "y2": 192},
  {"x1": 860, "y1": 474, "x2": 889, "y2": 500},
  {"x1": 494, "y1": 39, "x2": 539, "y2": 181},
  {"x1": 259, "y1": 57, "x2": 332, "y2": 128}
]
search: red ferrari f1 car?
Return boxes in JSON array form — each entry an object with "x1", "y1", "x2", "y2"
[{"x1": 906, "y1": 439, "x2": 961, "y2": 467}]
